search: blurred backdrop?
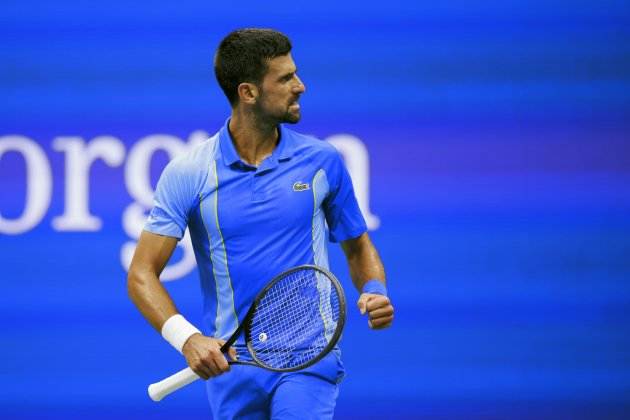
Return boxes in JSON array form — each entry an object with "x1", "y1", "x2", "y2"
[{"x1": 1, "y1": 1, "x2": 629, "y2": 418}]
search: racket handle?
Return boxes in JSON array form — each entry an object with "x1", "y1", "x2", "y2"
[{"x1": 148, "y1": 367, "x2": 199, "y2": 402}]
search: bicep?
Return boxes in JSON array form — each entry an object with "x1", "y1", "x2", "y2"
[
  {"x1": 129, "y1": 230, "x2": 179, "y2": 279},
  {"x1": 341, "y1": 232, "x2": 372, "y2": 259}
]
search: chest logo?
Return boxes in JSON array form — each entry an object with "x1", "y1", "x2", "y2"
[{"x1": 293, "y1": 182, "x2": 310, "y2": 192}]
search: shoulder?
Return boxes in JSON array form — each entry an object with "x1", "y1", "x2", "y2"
[
  {"x1": 284, "y1": 126, "x2": 340, "y2": 162},
  {"x1": 159, "y1": 134, "x2": 219, "y2": 191}
]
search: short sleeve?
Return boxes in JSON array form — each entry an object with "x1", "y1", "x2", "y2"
[
  {"x1": 144, "y1": 158, "x2": 195, "y2": 240},
  {"x1": 323, "y1": 150, "x2": 368, "y2": 242}
]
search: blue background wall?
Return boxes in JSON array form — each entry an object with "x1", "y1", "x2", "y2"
[{"x1": 1, "y1": 1, "x2": 629, "y2": 418}]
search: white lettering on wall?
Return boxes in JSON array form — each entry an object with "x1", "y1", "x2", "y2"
[
  {"x1": 0, "y1": 135, "x2": 53, "y2": 235},
  {"x1": 0, "y1": 130, "x2": 377, "y2": 281},
  {"x1": 52, "y1": 136, "x2": 126, "y2": 231},
  {"x1": 326, "y1": 134, "x2": 380, "y2": 230}
]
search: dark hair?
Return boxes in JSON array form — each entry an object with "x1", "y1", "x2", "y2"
[{"x1": 214, "y1": 28, "x2": 292, "y2": 106}]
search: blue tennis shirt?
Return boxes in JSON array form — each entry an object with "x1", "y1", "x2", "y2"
[{"x1": 144, "y1": 119, "x2": 367, "y2": 341}]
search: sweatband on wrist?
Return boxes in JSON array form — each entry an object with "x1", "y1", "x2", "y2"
[
  {"x1": 362, "y1": 279, "x2": 387, "y2": 296},
  {"x1": 161, "y1": 314, "x2": 201, "y2": 354}
]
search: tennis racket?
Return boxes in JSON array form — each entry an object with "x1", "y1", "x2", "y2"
[{"x1": 148, "y1": 264, "x2": 346, "y2": 401}]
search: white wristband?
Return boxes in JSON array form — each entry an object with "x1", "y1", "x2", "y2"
[{"x1": 161, "y1": 314, "x2": 201, "y2": 354}]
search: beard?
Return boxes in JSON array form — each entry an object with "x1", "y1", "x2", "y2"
[
  {"x1": 255, "y1": 92, "x2": 301, "y2": 124},
  {"x1": 266, "y1": 102, "x2": 301, "y2": 124},
  {"x1": 282, "y1": 107, "x2": 301, "y2": 124}
]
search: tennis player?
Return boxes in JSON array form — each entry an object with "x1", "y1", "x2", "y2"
[{"x1": 127, "y1": 28, "x2": 394, "y2": 419}]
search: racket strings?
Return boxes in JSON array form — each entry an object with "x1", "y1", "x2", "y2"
[{"x1": 247, "y1": 268, "x2": 341, "y2": 370}]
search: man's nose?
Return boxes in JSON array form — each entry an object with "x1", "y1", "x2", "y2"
[{"x1": 294, "y1": 76, "x2": 306, "y2": 93}]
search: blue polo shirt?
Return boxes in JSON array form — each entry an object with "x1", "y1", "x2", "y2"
[{"x1": 144, "y1": 119, "x2": 367, "y2": 341}]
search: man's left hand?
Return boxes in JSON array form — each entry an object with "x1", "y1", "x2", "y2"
[{"x1": 357, "y1": 294, "x2": 394, "y2": 329}]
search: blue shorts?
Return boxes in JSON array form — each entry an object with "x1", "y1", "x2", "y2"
[{"x1": 206, "y1": 351, "x2": 345, "y2": 420}]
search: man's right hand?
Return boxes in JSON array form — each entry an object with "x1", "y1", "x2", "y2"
[{"x1": 181, "y1": 334, "x2": 238, "y2": 380}]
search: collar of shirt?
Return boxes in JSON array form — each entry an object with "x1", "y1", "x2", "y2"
[{"x1": 218, "y1": 118, "x2": 295, "y2": 172}]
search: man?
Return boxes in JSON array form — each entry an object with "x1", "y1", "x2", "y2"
[{"x1": 128, "y1": 28, "x2": 394, "y2": 419}]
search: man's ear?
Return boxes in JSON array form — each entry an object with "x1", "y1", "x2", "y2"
[{"x1": 237, "y1": 82, "x2": 259, "y2": 105}]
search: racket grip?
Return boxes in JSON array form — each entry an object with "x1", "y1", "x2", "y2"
[{"x1": 148, "y1": 367, "x2": 199, "y2": 402}]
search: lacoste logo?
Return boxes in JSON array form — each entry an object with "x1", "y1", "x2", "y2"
[{"x1": 293, "y1": 182, "x2": 310, "y2": 192}]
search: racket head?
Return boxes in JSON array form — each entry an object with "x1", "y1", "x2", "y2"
[{"x1": 243, "y1": 265, "x2": 346, "y2": 372}]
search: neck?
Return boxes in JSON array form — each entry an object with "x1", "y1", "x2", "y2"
[{"x1": 228, "y1": 108, "x2": 279, "y2": 166}]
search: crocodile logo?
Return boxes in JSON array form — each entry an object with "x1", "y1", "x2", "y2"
[{"x1": 292, "y1": 182, "x2": 310, "y2": 192}]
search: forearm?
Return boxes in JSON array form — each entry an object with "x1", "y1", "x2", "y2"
[
  {"x1": 127, "y1": 232, "x2": 231, "y2": 377},
  {"x1": 342, "y1": 232, "x2": 386, "y2": 293},
  {"x1": 127, "y1": 255, "x2": 231, "y2": 378},
  {"x1": 127, "y1": 267, "x2": 179, "y2": 332},
  {"x1": 342, "y1": 232, "x2": 393, "y2": 329}
]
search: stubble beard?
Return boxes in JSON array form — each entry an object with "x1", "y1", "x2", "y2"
[
  {"x1": 255, "y1": 103, "x2": 301, "y2": 125},
  {"x1": 254, "y1": 89, "x2": 302, "y2": 125},
  {"x1": 283, "y1": 108, "x2": 301, "y2": 124}
]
